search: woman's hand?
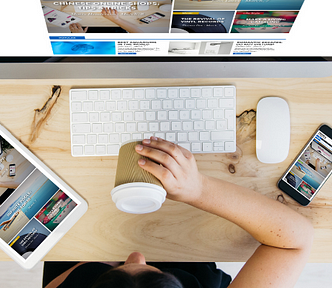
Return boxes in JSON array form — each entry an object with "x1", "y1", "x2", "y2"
[
  {"x1": 101, "y1": 7, "x2": 120, "y2": 23},
  {"x1": 69, "y1": 23, "x2": 88, "y2": 33},
  {"x1": 135, "y1": 137, "x2": 204, "y2": 204}
]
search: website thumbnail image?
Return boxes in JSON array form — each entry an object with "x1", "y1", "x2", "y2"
[
  {"x1": 0, "y1": 137, "x2": 77, "y2": 259},
  {"x1": 283, "y1": 136, "x2": 332, "y2": 200}
]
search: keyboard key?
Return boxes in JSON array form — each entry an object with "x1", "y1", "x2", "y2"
[
  {"x1": 115, "y1": 123, "x2": 125, "y2": 132},
  {"x1": 87, "y1": 134, "x2": 97, "y2": 144},
  {"x1": 168, "y1": 89, "x2": 178, "y2": 98},
  {"x1": 72, "y1": 90, "x2": 87, "y2": 101},
  {"x1": 178, "y1": 133, "x2": 188, "y2": 141},
  {"x1": 183, "y1": 122, "x2": 193, "y2": 131},
  {"x1": 103, "y1": 123, "x2": 113, "y2": 133},
  {"x1": 217, "y1": 120, "x2": 227, "y2": 130},
  {"x1": 111, "y1": 90, "x2": 121, "y2": 99},
  {"x1": 191, "y1": 143, "x2": 201, "y2": 152},
  {"x1": 92, "y1": 123, "x2": 102, "y2": 133},
  {"x1": 225, "y1": 87, "x2": 234, "y2": 97},
  {"x1": 213, "y1": 87, "x2": 223, "y2": 97},
  {"x1": 72, "y1": 113, "x2": 88, "y2": 123},
  {"x1": 100, "y1": 90, "x2": 110, "y2": 100},
  {"x1": 89, "y1": 112, "x2": 99, "y2": 122},
  {"x1": 72, "y1": 124, "x2": 90, "y2": 133},
  {"x1": 160, "y1": 122, "x2": 170, "y2": 131},
  {"x1": 211, "y1": 131, "x2": 234, "y2": 140},
  {"x1": 191, "y1": 88, "x2": 201, "y2": 98},
  {"x1": 108, "y1": 145, "x2": 120, "y2": 155},
  {"x1": 124, "y1": 111, "x2": 133, "y2": 121},
  {"x1": 172, "y1": 122, "x2": 182, "y2": 131},
  {"x1": 146, "y1": 111, "x2": 156, "y2": 121},
  {"x1": 225, "y1": 110, "x2": 235, "y2": 129},
  {"x1": 180, "y1": 111, "x2": 190, "y2": 120},
  {"x1": 94, "y1": 101, "x2": 105, "y2": 111},
  {"x1": 71, "y1": 102, "x2": 82, "y2": 112},
  {"x1": 132, "y1": 133, "x2": 143, "y2": 140},
  {"x1": 85, "y1": 145, "x2": 94, "y2": 155},
  {"x1": 166, "y1": 133, "x2": 176, "y2": 142},
  {"x1": 134, "y1": 89, "x2": 144, "y2": 99},
  {"x1": 220, "y1": 99, "x2": 234, "y2": 108},
  {"x1": 188, "y1": 132, "x2": 198, "y2": 141},
  {"x1": 149, "y1": 123, "x2": 159, "y2": 131},
  {"x1": 100, "y1": 112, "x2": 110, "y2": 122},
  {"x1": 96, "y1": 145, "x2": 106, "y2": 155},
  {"x1": 88, "y1": 90, "x2": 98, "y2": 100},
  {"x1": 138, "y1": 123, "x2": 148, "y2": 131},
  {"x1": 157, "y1": 89, "x2": 167, "y2": 98},
  {"x1": 196, "y1": 99, "x2": 206, "y2": 108},
  {"x1": 203, "y1": 143, "x2": 213, "y2": 152},
  {"x1": 109, "y1": 134, "x2": 120, "y2": 143},
  {"x1": 194, "y1": 121, "x2": 204, "y2": 130},
  {"x1": 72, "y1": 134, "x2": 85, "y2": 144},
  {"x1": 169, "y1": 111, "x2": 178, "y2": 120},
  {"x1": 202, "y1": 88, "x2": 212, "y2": 97},
  {"x1": 106, "y1": 101, "x2": 116, "y2": 111},
  {"x1": 146, "y1": 89, "x2": 155, "y2": 98},
  {"x1": 73, "y1": 145, "x2": 83, "y2": 156},
  {"x1": 83, "y1": 101, "x2": 93, "y2": 111},
  {"x1": 225, "y1": 142, "x2": 235, "y2": 151},
  {"x1": 180, "y1": 88, "x2": 190, "y2": 98},
  {"x1": 200, "y1": 132, "x2": 210, "y2": 141}
]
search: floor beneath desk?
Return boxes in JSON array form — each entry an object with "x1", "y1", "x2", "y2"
[{"x1": 0, "y1": 262, "x2": 331, "y2": 287}]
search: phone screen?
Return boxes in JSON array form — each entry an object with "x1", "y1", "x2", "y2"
[
  {"x1": 140, "y1": 13, "x2": 165, "y2": 24},
  {"x1": 281, "y1": 130, "x2": 332, "y2": 201}
]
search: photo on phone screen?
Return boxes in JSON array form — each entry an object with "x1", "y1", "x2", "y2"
[
  {"x1": 139, "y1": 12, "x2": 165, "y2": 24},
  {"x1": 278, "y1": 125, "x2": 332, "y2": 205}
]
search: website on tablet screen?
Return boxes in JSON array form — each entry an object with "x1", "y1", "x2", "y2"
[
  {"x1": 0, "y1": 136, "x2": 77, "y2": 260},
  {"x1": 0, "y1": 0, "x2": 331, "y2": 57}
]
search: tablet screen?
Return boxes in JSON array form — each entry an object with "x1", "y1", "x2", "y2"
[{"x1": 0, "y1": 135, "x2": 78, "y2": 260}]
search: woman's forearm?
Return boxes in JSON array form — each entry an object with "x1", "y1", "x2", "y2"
[{"x1": 189, "y1": 174, "x2": 313, "y2": 250}]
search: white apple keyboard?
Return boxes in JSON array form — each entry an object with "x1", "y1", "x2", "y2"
[{"x1": 69, "y1": 86, "x2": 236, "y2": 156}]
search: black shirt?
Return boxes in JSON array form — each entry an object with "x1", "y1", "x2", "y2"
[{"x1": 43, "y1": 262, "x2": 232, "y2": 288}]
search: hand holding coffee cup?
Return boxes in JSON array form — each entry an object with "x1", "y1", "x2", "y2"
[{"x1": 112, "y1": 138, "x2": 204, "y2": 213}]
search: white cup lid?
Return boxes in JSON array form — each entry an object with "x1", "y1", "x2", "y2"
[{"x1": 111, "y1": 183, "x2": 166, "y2": 214}]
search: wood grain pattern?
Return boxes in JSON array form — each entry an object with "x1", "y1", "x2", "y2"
[{"x1": 0, "y1": 77, "x2": 331, "y2": 263}]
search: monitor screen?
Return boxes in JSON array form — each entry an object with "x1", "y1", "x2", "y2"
[{"x1": 1, "y1": 0, "x2": 332, "y2": 78}]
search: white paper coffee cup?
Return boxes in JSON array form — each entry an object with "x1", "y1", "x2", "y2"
[{"x1": 111, "y1": 141, "x2": 166, "y2": 214}]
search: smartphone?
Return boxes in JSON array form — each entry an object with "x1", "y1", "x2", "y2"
[
  {"x1": 9, "y1": 164, "x2": 15, "y2": 177},
  {"x1": 278, "y1": 124, "x2": 332, "y2": 206},
  {"x1": 139, "y1": 12, "x2": 165, "y2": 24}
]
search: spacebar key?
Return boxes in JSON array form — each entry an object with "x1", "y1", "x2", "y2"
[{"x1": 211, "y1": 131, "x2": 234, "y2": 140}]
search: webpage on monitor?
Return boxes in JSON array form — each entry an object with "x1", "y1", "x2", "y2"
[{"x1": 0, "y1": 0, "x2": 331, "y2": 57}]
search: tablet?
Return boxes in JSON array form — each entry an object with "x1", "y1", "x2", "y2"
[{"x1": 0, "y1": 124, "x2": 88, "y2": 269}]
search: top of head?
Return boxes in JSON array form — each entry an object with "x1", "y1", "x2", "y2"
[{"x1": 256, "y1": 97, "x2": 290, "y2": 164}]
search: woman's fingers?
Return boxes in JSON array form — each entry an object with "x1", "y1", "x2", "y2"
[
  {"x1": 137, "y1": 158, "x2": 175, "y2": 186},
  {"x1": 135, "y1": 143, "x2": 182, "y2": 178}
]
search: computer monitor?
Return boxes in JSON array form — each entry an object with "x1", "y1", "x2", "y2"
[{"x1": 0, "y1": 0, "x2": 331, "y2": 79}]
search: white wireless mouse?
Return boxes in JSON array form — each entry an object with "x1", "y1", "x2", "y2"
[{"x1": 256, "y1": 97, "x2": 290, "y2": 164}]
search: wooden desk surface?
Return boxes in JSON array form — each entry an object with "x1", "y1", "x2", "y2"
[{"x1": 0, "y1": 77, "x2": 331, "y2": 263}]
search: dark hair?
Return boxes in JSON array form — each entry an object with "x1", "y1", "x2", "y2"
[{"x1": 91, "y1": 269, "x2": 183, "y2": 288}]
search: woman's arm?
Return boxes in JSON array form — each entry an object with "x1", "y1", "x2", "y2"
[
  {"x1": 101, "y1": 8, "x2": 143, "y2": 33},
  {"x1": 136, "y1": 137, "x2": 314, "y2": 288}
]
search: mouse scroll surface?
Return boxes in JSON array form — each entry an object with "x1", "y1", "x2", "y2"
[{"x1": 256, "y1": 97, "x2": 290, "y2": 164}]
